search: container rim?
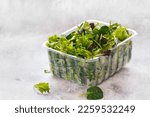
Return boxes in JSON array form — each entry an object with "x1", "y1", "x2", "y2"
[{"x1": 43, "y1": 20, "x2": 137, "y2": 61}]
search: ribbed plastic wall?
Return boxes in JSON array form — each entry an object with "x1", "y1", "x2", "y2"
[{"x1": 47, "y1": 40, "x2": 132, "y2": 85}]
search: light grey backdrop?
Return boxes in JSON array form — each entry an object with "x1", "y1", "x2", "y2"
[{"x1": 0, "y1": 0, "x2": 150, "y2": 99}]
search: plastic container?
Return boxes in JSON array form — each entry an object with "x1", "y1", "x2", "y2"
[{"x1": 43, "y1": 20, "x2": 137, "y2": 85}]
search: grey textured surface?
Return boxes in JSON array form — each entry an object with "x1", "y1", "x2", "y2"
[{"x1": 0, "y1": 0, "x2": 150, "y2": 100}]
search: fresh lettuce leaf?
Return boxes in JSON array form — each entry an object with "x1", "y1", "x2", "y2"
[
  {"x1": 34, "y1": 82, "x2": 50, "y2": 94},
  {"x1": 113, "y1": 26, "x2": 131, "y2": 41}
]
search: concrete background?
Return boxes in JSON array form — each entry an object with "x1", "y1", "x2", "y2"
[{"x1": 0, "y1": 0, "x2": 150, "y2": 99}]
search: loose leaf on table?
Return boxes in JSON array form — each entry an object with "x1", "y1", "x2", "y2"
[
  {"x1": 86, "y1": 86, "x2": 103, "y2": 100},
  {"x1": 34, "y1": 82, "x2": 50, "y2": 94}
]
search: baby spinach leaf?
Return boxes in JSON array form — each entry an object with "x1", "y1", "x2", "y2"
[
  {"x1": 99, "y1": 26, "x2": 110, "y2": 35},
  {"x1": 87, "y1": 86, "x2": 103, "y2": 100}
]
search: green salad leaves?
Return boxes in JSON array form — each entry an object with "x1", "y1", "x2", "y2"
[{"x1": 46, "y1": 21, "x2": 131, "y2": 59}]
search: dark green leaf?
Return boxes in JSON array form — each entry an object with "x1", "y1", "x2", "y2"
[
  {"x1": 99, "y1": 26, "x2": 109, "y2": 35},
  {"x1": 87, "y1": 86, "x2": 103, "y2": 100}
]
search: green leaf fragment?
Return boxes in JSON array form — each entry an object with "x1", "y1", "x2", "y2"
[
  {"x1": 34, "y1": 82, "x2": 50, "y2": 94},
  {"x1": 87, "y1": 86, "x2": 103, "y2": 100},
  {"x1": 99, "y1": 26, "x2": 110, "y2": 35}
]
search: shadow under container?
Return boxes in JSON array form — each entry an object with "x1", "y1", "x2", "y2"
[{"x1": 43, "y1": 20, "x2": 137, "y2": 85}]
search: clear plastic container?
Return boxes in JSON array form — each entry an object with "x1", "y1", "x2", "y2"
[{"x1": 43, "y1": 20, "x2": 137, "y2": 85}]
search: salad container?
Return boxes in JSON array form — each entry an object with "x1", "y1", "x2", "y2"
[{"x1": 43, "y1": 20, "x2": 137, "y2": 85}]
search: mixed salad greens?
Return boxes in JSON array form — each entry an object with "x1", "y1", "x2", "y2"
[{"x1": 46, "y1": 21, "x2": 132, "y2": 59}]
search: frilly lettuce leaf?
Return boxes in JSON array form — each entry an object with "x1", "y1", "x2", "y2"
[{"x1": 34, "y1": 82, "x2": 50, "y2": 94}]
